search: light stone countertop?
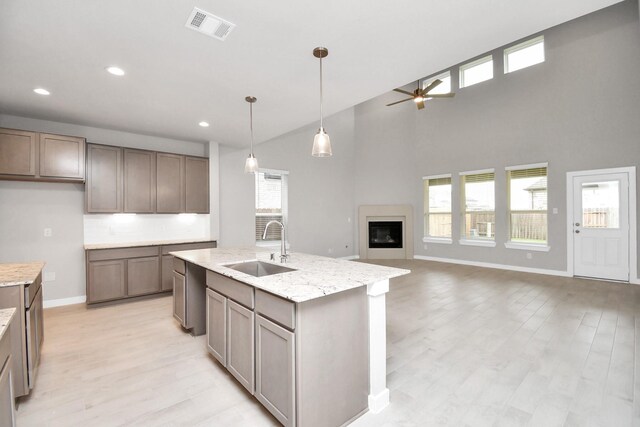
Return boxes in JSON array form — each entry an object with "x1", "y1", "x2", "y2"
[
  {"x1": 0, "y1": 308, "x2": 16, "y2": 342},
  {"x1": 84, "y1": 238, "x2": 215, "y2": 250},
  {"x1": 170, "y1": 247, "x2": 410, "y2": 303},
  {"x1": 0, "y1": 262, "x2": 45, "y2": 287}
]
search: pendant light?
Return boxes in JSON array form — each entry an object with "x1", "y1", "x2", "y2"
[
  {"x1": 312, "y1": 47, "x2": 332, "y2": 157},
  {"x1": 244, "y1": 96, "x2": 259, "y2": 173}
]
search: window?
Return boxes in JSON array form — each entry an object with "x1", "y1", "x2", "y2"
[
  {"x1": 423, "y1": 71, "x2": 451, "y2": 95},
  {"x1": 504, "y1": 36, "x2": 545, "y2": 73},
  {"x1": 255, "y1": 170, "x2": 288, "y2": 242},
  {"x1": 507, "y1": 164, "x2": 548, "y2": 247},
  {"x1": 423, "y1": 175, "x2": 452, "y2": 241},
  {"x1": 459, "y1": 55, "x2": 493, "y2": 88},
  {"x1": 460, "y1": 170, "x2": 495, "y2": 244}
]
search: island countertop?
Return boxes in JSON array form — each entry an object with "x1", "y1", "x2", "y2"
[
  {"x1": 0, "y1": 308, "x2": 16, "y2": 341},
  {"x1": 170, "y1": 247, "x2": 410, "y2": 303},
  {"x1": 0, "y1": 262, "x2": 45, "y2": 287}
]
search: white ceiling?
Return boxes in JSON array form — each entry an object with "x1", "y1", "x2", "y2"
[{"x1": 0, "y1": 0, "x2": 622, "y2": 147}]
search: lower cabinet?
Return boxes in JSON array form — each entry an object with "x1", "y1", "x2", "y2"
[
  {"x1": 255, "y1": 315, "x2": 295, "y2": 427},
  {"x1": 227, "y1": 300, "x2": 255, "y2": 394},
  {"x1": 205, "y1": 288, "x2": 255, "y2": 395},
  {"x1": 127, "y1": 256, "x2": 160, "y2": 296},
  {"x1": 206, "y1": 289, "x2": 226, "y2": 365},
  {"x1": 173, "y1": 271, "x2": 186, "y2": 326},
  {"x1": 0, "y1": 309, "x2": 16, "y2": 427},
  {"x1": 88, "y1": 260, "x2": 126, "y2": 302}
]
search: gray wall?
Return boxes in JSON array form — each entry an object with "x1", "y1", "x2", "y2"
[
  {"x1": 353, "y1": 0, "x2": 640, "y2": 275},
  {"x1": 0, "y1": 114, "x2": 207, "y2": 302},
  {"x1": 219, "y1": 108, "x2": 356, "y2": 258}
]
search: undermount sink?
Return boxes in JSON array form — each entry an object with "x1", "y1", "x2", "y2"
[{"x1": 224, "y1": 260, "x2": 296, "y2": 277}]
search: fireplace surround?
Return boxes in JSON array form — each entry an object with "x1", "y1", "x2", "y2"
[{"x1": 358, "y1": 205, "x2": 414, "y2": 259}]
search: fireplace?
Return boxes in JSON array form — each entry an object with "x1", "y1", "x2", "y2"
[
  {"x1": 368, "y1": 221, "x2": 403, "y2": 249},
  {"x1": 358, "y1": 205, "x2": 414, "y2": 260}
]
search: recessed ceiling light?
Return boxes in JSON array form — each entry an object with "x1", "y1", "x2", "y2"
[
  {"x1": 199, "y1": 121, "x2": 210, "y2": 127},
  {"x1": 33, "y1": 88, "x2": 50, "y2": 95},
  {"x1": 106, "y1": 66, "x2": 125, "y2": 76}
]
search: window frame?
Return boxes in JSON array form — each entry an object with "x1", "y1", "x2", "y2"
[
  {"x1": 459, "y1": 55, "x2": 494, "y2": 88},
  {"x1": 459, "y1": 168, "x2": 496, "y2": 247},
  {"x1": 255, "y1": 168, "x2": 289, "y2": 247},
  {"x1": 504, "y1": 35, "x2": 545, "y2": 74},
  {"x1": 422, "y1": 71, "x2": 452, "y2": 95},
  {"x1": 505, "y1": 162, "x2": 550, "y2": 251},
  {"x1": 422, "y1": 173, "x2": 453, "y2": 244}
]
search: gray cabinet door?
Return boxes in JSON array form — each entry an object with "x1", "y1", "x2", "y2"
[
  {"x1": 124, "y1": 149, "x2": 156, "y2": 213},
  {"x1": 38, "y1": 133, "x2": 85, "y2": 180},
  {"x1": 161, "y1": 255, "x2": 174, "y2": 292},
  {"x1": 127, "y1": 256, "x2": 160, "y2": 296},
  {"x1": 88, "y1": 260, "x2": 126, "y2": 303},
  {"x1": 185, "y1": 157, "x2": 209, "y2": 213},
  {"x1": 173, "y1": 271, "x2": 186, "y2": 327},
  {"x1": 0, "y1": 128, "x2": 37, "y2": 177},
  {"x1": 86, "y1": 144, "x2": 123, "y2": 213},
  {"x1": 256, "y1": 315, "x2": 296, "y2": 427},
  {"x1": 0, "y1": 357, "x2": 16, "y2": 427},
  {"x1": 206, "y1": 288, "x2": 227, "y2": 366},
  {"x1": 156, "y1": 153, "x2": 185, "y2": 213},
  {"x1": 227, "y1": 300, "x2": 255, "y2": 394}
]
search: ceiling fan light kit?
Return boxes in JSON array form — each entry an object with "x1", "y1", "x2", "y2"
[
  {"x1": 244, "y1": 96, "x2": 259, "y2": 174},
  {"x1": 312, "y1": 47, "x2": 332, "y2": 157}
]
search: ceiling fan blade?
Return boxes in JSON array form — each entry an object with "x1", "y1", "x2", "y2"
[
  {"x1": 421, "y1": 79, "x2": 442, "y2": 95},
  {"x1": 416, "y1": 100, "x2": 425, "y2": 110},
  {"x1": 393, "y1": 88, "x2": 415, "y2": 97},
  {"x1": 426, "y1": 93, "x2": 455, "y2": 98},
  {"x1": 386, "y1": 98, "x2": 414, "y2": 106}
]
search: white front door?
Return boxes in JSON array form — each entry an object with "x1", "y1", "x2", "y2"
[{"x1": 572, "y1": 172, "x2": 629, "y2": 281}]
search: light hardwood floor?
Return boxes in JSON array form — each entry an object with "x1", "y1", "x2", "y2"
[{"x1": 16, "y1": 260, "x2": 640, "y2": 426}]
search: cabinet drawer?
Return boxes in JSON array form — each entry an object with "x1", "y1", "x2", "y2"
[
  {"x1": 206, "y1": 271, "x2": 254, "y2": 309},
  {"x1": 162, "y1": 241, "x2": 216, "y2": 255},
  {"x1": 87, "y1": 246, "x2": 159, "y2": 262},
  {"x1": 173, "y1": 258, "x2": 186, "y2": 275},
  {"x1": 255, "y1": 289, "x2": 295, "y2": 330}
]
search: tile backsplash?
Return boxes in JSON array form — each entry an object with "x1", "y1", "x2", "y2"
[{"x1": 84, "y1": 214, "x2": 210, "y2": 244}]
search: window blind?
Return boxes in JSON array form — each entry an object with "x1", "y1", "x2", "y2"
[
  {"x1": 463, "y1": 172, "x2": 495, "y2": 183},
  {"x1": 509, "y1": 167, "x2": 547, "y2": 180}
]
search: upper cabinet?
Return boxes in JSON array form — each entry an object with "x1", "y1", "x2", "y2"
[
  {"x1": 185, "y1": 157, "x2": 209, "y2": 214},
  {"x1": 0, "y1": 127, "x2": 85, "y2": 182},
  {"x1": 86, "y1": 143, "x2": 209, "y2": 214},
  {"x1": 156, "y1": 153, "x2": 185, "y2": 213},
  {"x1": 124, "y1": 149, "x2": 156, "y2": 213},
  {"x1": 0, "y1": 128, "x2": 37, "y2": 176},
  {"x1": 86, "y1": 144, "x2": 123, "y2": 213},
  {"x1": 39, "y1": 133, "x2": 85, "y2": 180}
]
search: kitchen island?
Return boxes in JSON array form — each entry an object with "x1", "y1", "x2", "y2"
[{"x1": 170, "y1": 248, "x2": 409, "y2": 427}]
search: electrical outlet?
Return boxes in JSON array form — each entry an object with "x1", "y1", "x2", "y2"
[
  {"x1": 347, "y1": 217, "x2": 351, "y2": 223},
  {"x1": 526, "y1": 253, "x2": 533, "y2": 259},
  {"x1": 43, "y1": 228, "x2": 52, "y2": 237},
  {"x1": 44, "y1": 272, "x2": 56, "y2": 281}
]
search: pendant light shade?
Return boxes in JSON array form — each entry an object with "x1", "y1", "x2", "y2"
[
  {"x1": 244, "y1": 96, "x2": 259, "y2": 173},
  {"x1": 312, "y1": 47, "x2": 332, "y2": 157}
]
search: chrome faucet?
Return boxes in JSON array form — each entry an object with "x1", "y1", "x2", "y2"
[{"x1": 262, "y1": 220, "x2": 288, "y2": 263}]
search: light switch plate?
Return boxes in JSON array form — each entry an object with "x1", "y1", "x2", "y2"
[{"x1": 44, "y1": 228, "x2": 52, "y2": 237}]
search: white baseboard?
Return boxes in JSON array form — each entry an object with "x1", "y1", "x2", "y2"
[
  {"x1": 44, "y1": 295, "x2": 86, "y2": 308},
  {"x1": 413, "y1": 255, "x2": 571, "y2": 278},
  {"x1": 338, "y1": 255, "x2": 360, "y2": 260}
]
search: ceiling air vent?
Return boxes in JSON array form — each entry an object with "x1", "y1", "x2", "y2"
[{"x1": 185, "y1": 7, "x2": 235, "y2": 41}]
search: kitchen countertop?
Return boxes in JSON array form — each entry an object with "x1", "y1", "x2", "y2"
[
  {"x1": 0, "y1": 262, "x2": 45, "y2": 287},
  {"x1": 0, "y1": 308, "x2": 16, "y2": 341},
  {"x1": 170, "y1": 247, "x2": 410, "y2": 303},
  {"x1": 84, "y1": 238, "x2": 215, "y2": 250}
]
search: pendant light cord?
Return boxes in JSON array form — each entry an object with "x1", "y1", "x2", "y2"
[
  {"x1": 250, "y1": 101, "x2": 254, "y2": 155},
  {"x1": 319, "y1": 55, "x2": 324, "y2": 129}
]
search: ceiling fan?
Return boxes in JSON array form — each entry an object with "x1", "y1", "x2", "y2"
[{"x1": 387, "y1": 79, "x2": 455, "y2": 110}]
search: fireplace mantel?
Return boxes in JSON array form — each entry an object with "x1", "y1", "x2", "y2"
[{"x1": 358, "y1": 205, "x2": 414, "y2": 260}]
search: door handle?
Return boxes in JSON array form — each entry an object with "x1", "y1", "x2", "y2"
[
  {"x1": 575, "y1": 230, "x2": 580, "y2": 234},
  {"x1": 575, "y1": 222, "x2": 580, "y2": 226}
]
